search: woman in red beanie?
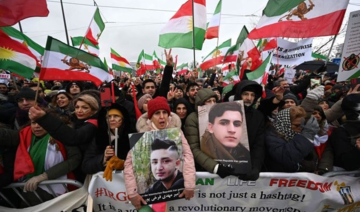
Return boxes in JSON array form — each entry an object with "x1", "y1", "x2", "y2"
[{"x1": 124, "y1": 96, "x2": 196, "y2": 210}]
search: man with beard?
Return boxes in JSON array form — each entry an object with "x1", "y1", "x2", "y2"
[
  {"x1": 10, "y1": 87, "x2": 38, "y2": 129},
  {"x1": 233, "y1": 80, "x2": 266, "y2": 180},
  {"x1": 185, "y1": 82, "x2": 199, "y2": 111}
]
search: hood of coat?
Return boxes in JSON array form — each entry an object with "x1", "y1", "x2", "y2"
[
  {"x1": 234, "y1": 80, "x2": 262, "y2": 107},
  {"x1": 194, "y1": 88, "x2": 217, "y2": 111},
  {"x1": 136, "y1": 112, "x2": 182, "y2": 132}
]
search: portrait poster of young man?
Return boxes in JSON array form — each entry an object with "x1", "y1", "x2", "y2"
[
  {"x1": 198, "y1": 101, "x2": 251, "y2": 174},
  {"x1": 128, "y1": 128, "x2": 185, "y2": 204}
]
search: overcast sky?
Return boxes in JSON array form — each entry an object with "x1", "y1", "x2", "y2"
[{"x1": 13, "y1": 0, "x2": 360, "y2": 65}]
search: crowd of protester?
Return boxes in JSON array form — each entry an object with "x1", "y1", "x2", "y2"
[{"x1": 0, "y1": 53, "x2": 359, "y2": 208}]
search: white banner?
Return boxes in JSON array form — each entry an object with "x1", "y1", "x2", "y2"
[
  {"x1": 268, "y1": 38, "x2": 313, "y2": 66},
  {"x1": 284, "y1": 68, "x2": 296, "y2": 84},
  {"x1": 337, "y1": 10, "x2": 360, "y2": 81},
  {"x1": 88, "y1": 172, "x2": 360, "y2": 212}
]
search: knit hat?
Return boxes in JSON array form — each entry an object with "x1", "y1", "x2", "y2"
[
  {"x1": 65, "y1": 81, "x2": 83, "y2": 93},
  {"x1": 138, "y1": 94, "x2": 152, "y2": 111},
  {"x1": 341, "y1": 94, "x2": 360, "y2": 121},
  {"x1": 147, "y1": 96, "x2": 171, "y2": 119},
  {"x1": 15, "y1": 87, "x2": 36, "y2": 102},
  {"x1": 108, "y1": 108, "x2": 123, "y2": 118},
  {"x1": 283, "y1": 93, "x2": 299, "y2": 105}
]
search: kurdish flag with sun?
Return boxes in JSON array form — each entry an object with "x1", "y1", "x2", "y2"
[
  {"x1": 158, "y1": 0, "x2": 206, "y2": 50},
  {"x1": 40, "y1": 36, "x2": 112, "y2": 86},
  {"x1": 111, "y1": 48, "x2": 133, "y2": 73},
  {"x1": 0, "y1": 29, "x2": 37, "y2": 78}
]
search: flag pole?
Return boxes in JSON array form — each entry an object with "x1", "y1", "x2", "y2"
[
  {"x1": 324, "y1": 35, "x2": 337, "y2": 66},
  {"x1": 18, "y1": 22, "x2": 23, "y2": 33},
  {"x1": 34, "y1": 79, "x2": 41, "y2": 105},
  {"x1": 191, "y1": 0, "x2": 196, "y2": 71},
  {"x1": 79, "y1": 9, "x2": 97, "y2": 50},
  {"x1": 60, "y1": 0, "x2": 70, "y2": 45}
]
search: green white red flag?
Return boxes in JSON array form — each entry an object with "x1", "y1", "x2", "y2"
[
  {"x1": 111, "y1": 48, "x2": 133, "y2": 73},
  {"x1": 246, "y1": 51, "x2": 273, "y2": 85},
  {"x1": 0, "y1": 29, "x2": 37, "y2": 78},
  {"x1": 0, "y1": 0, "x2": 49, "y2": 27},
  {"x1": 153, "y1": 51, "x2": 166, "y2": 69},
  {"x1": 85, "y1": 8, "x2": 105, "y2": 46},
  {"x1": 71, "y1": 36, "x2": 99, "y2": 56},
  {"x1": 1, "y1": 26, "x2": 44, "y2": 62},
  {"x1": 136, "y1": 50, "x2": 155, "y2": 76},
  {"x1": 223, "y1": 26, "x2": 249, "y2": 64},
  {"x1": 248, "y1": 0, "x2": 349, "y2": 39},
  {"x1": 176, "y1": 63, "x2": 189, "y2": 75},
  {"x1": 40, "y1": 37, "x2": 113, "y2": 86},
  {"x1": 205, "y1": 0, "x2": 222, "y2": 40},
  {"x1": 200, "y1": 39, "x2": 231, "y2": 70},
  {"x1": 158, "y1": 0, "x2": 206, "y2": 50}
]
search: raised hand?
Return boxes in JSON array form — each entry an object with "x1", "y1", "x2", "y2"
[
  {"x1": 167, "y1": 87, "x2": 175, "y2": 101},
  {"x1": 164, "y1": 49, "x2": 173, "y2": 67}
]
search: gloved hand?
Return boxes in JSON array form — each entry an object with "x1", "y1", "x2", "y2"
[
  {"x1": 306, "y1": 85, "x2": 324, "y2": 100},
  {"x1": 103, "y1": 155, "x2": 125, "y2": 181},
  {"x1": 217, "y1": 163, "x2": 234, "y2": 178},
  {"x1": 24, "y1": 172, "x2": 48, "y2": 192},
  {"x1": 238, "y1": 168, "x2": 260, "y2": 181},
  {"x1": 300, "y1": 116, "x2": 320, "y2": 142}
]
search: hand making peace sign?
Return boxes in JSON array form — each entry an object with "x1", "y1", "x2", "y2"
[{"x1": 164, "y1": 48, "x2": 173, "y2": 67}]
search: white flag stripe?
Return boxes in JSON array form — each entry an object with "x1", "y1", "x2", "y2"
[
  {"x1": 194, "y1": 3, "x2": 207, "y2": 28},
  {"x1": 208, "y1": 13, "x2": 220, "y2": 28},
  {"x1": 12, "y1": 52, "x2": 37, "y2": 69},
  {"x1": 43, "y1": 51, "x2": 112, "y2": 82},
  {"x1": 9, "y1": 36, "x2": 42, "y2": 60}
]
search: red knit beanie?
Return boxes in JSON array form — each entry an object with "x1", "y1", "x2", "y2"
[{"x1": 147, "y1": 96, "x2": 171, "y2": 119}]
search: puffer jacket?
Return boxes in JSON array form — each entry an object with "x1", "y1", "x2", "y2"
[
  {"x1": 124, "y1": 112, "x2": 196, "y2": 198},
  {"x1": 184, "y1": 88, "x2": 218, "y2": 172}
]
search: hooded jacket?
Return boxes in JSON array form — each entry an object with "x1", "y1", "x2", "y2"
[
  {"x1": 124, "y1": 112, "x2": 196, "y2": 198},
  {"x1": 82, "y1": 103, "x2": 134, "y2": 174},
  {"x1": 233, "y1": 80, "x2": 265, "y2": 180},
  {"x1": 173, "y1": 98, "x2": 193, "y2": 131},
  {"x1": 184, "y1": 89, "x2": 218, "y2": 172}
]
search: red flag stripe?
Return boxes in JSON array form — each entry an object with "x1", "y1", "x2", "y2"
[{"x1": 111, "y1": 53, "x2": 130, "y2": 64}]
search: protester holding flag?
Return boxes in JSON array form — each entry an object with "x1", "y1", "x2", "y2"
[{"x1": 82, "y1": 104, "x2": 133, "y2": 180}]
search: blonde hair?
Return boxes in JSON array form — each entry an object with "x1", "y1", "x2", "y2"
[
  {"x1": 289, "y1": 106, "x2": 306, "y2": 122},
  {"x1": 73, "y1": 94, "x2": 99, "y2": 113}
]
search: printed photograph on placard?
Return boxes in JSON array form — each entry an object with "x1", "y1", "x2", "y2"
[
  {"x1": 198, "y1": 100, "x2": 251, "y2": 174},
  {"x1": 128, "y1": 128, "x2": 185, "y2": 204}
]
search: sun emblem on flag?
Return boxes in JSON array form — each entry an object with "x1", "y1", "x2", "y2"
[
  {"x1": 61, "y1": 56, "x2": 91, "y2": 73},
  {"x1": 212, "y1": 49, "x2": 221, "y2": 58},
  {"x1": 187, "y1": 16, "x2": 193, "y2": 31},
  {"x1": 119, "y1": 61, "x2": 126, "y2": 67},
  {"x1": 0, "y1": 46, "x2": 15, "y2": 61}
]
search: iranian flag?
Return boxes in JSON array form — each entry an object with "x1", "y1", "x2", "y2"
[
  {"x1": 200, "y1": 39, "x2": 231, "y2": 70},
  {"x1": 71, "y1": 36, "x2": 99, "y2": 56},
  {"x1": 0, "y1": 0, "x2": 49, "y2": 27},
  {"x1": 1, "y1": 26, "x2": 44, "y2": 62},
  {"x1": 248, "y1": 0, "x2": 349, "y2": 39},
  {"x1": 246, "y1": 52, "x2": 273, "y2": 85},
  {"x1": 0, "y1": 29, "x2": 37, "y2": 78},
  {"x1": 223, "y1": 26, "x2": 249, "y2": 64},
  {"x1": 136, "y1": 50, "x2": 155, "y2": 76},
  {"x1": 222, "y1": 71, "x2": 239, "y2": 95},
  {"x1": 158, "y1": 0, "x2": 206, "y2": 50},
  {"x1": 238, "y1": 37, "x2": 262, "y2": 80},
  {"x1": 111, "y1": 48, "x2": 133, "y2": 73},
  {"x1": 258, "y1": 38, "x2": 277, "y2": 60},
  {"x1": 153, "y1": 51, "x2": 166, "y2": 69},
  {"x1": 40, "y1": 37, "x2": 112, "y2": 86},
  {"x1": 176, "y1": 63, "x2": 189, "y2": 75},
  {"x1": 85, "y1": 8, "x2": 105, "y2": 46},
  {"x1": 205, "y1": 0, "x2": 222, "y2": 40}
]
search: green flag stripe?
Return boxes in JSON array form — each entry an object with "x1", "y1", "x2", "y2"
[
  {"x1": 46, "y1": 37, "x2": 107, "y2": 71},
  {"x1": 214, "y1": 0, "x2": 222, "y2": 14},
  {"x1": 111, "y1": 48, "x2": 121, "y2": 57},
  {"x1": 145, "y1": 54, "x2": 153, "y2": 60},
  {"x1": 1, "y1": 60, "x2": 34, "y2": 78},
  {"x1": 312, "y1": 52, "x2": 327, "y2": 60},
  {"x1": 137, "y1": 50, "x2": 144, "y2": 63},
  {"x1": 263, "y1": 0, "x2": 305, "y2": 17},
  {"x1": 94, "y1": 8, "x2": 105, "y2": 31},
  {"x1": 223, "y1": 71, "x2": 236, "y2": 81},
  {"x1": 247, "y1": 52, "x2": 272, "y2": 80},
  {"x1": 71, "y1": 36, "x2": 99, "y2": 48},
  {"x1": 1, "y1": 26, "x2": 44, "y2": 55},
  {"x1": 158, "y1": 28, "x2": 206, "y2": 50},
  {"x1": 112, "y1": 64, "x2": 132, "y2": 73}
]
